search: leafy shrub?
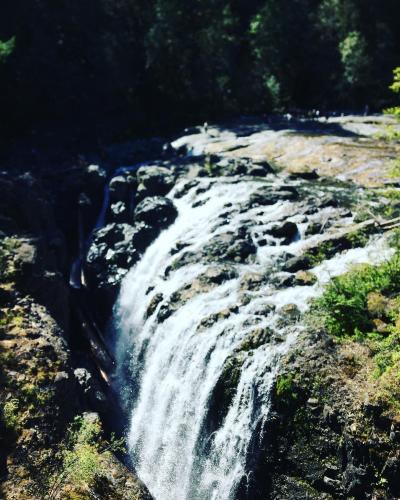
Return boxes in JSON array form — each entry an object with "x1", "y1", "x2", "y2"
[
  {"x1": 48, "y1": 415, "x2": 124, "y2": 499},
  {"x1": 313, "y1": 254, "x2": 400, "y2": 338},
  {"x1": 385, "y1": 67, "x2": 400, "y2": 119},
  {"x1": 311, "y1": 243, "x2": 400, "y2": 413}
]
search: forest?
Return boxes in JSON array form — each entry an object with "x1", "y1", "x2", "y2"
[{"x1": 0, "y1": 0, "x2": 399, "y2": 139}]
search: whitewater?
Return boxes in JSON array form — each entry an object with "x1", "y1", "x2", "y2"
[{"x1": 113, "y1": 174, "x2": 391, "y2": 500}]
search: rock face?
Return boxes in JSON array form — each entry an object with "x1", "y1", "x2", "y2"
[
  {"x1": 136, "y1": 165, "x2": 174, "y2": 199},
  {"x1": 245, "y1": 330, "x2": 400, "y2": 500},
  {"x1": 0, "y1": 172, "x2": 150, "y2": 500},
  {"x1": 134, "y1": 195, "x2": 178, "y2": 227},
  {"x1": 85, "y1": 196, "x2": 178, "y2": 300}
]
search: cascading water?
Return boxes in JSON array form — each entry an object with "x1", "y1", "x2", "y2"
[{"x1": 113, "y1": 173, "x2": 392, "y2": 500}]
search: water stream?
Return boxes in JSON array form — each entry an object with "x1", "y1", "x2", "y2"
[{"x1": 113, "y1": 174, "x2": 391, "y2": 500}]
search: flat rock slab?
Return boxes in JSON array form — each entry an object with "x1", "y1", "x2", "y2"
[{"x1": 172, "y1": 115, "x2": 400, "y2": 187}]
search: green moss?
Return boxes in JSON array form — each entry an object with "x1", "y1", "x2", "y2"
[
  {"x1": 306, "y1": 240, "x2": 334, "y2": 266},
  {"x1": 276, "y1": 373, "x2": 298, "y2": 406},
  {"x1": 291, "y1": 476, "x2": 321, "y2": 496},
  {"x1": 388, "y1": 158, "x2": 400, "y2": 178}
]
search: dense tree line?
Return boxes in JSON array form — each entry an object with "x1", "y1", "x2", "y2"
[{"x1": 0, "y1": 0, "x2": 399, "y2": 138}]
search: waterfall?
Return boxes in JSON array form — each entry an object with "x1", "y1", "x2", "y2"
[{"x1": 113, "y1": 175, "x2": 391, "y2": 500}]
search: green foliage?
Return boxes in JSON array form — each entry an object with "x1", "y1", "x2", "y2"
[
  {"x1": 2, "y1": 398, "x2": 19, "y2": 431},
  {"x1": 388, "y1": 158, "x2": 400, "y2": 178},
  {"x1": 204, "y1": 156, "x2": 222, "y2": 176},
  {"x1": 276, "y1": 373, "x2": 298, "y2": 406},
  {"x1": 346, "y1": 228, "x2": 369, "y2": 248},
  {"x1": 48, "y1": 415, "x2": 125, "y2": 499},
  {"x1": 311, "y1": 241, "x2": 400, "y2": 412},
  {"x1": 383, "y1": 67, "x2": 400, "y2": 138},
  {"x1": 0, "y1": 36, "x2": 15, "y2": 63},
  {"x1": 313, "y1": 254, "x2": 400, "y2": 337},
  {"x1": 339, "y1": 31, "x2": 370, "y2": 87},
  {"x1": 1, "y1": 0, "x2": 400, "y2": 129}
]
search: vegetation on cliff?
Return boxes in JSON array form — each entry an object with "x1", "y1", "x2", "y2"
[{"x1": 311, "y1": 233, "x2": 400, "y2": 415}]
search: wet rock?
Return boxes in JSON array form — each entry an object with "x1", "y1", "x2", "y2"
[
  {"x1": 134, "y1": 196, "x2": 178, "y2": 228},
  {"x1": 201, "y1": 265, "x2": 238, "y2": 284},
  {"x1": 136, "y1": 166, "x2": 174, "y2": 199},
  {"x1": 198, "y1": 308, "x2": 233, "y2": 329},
  {"x1": 284, "y1": 254, "x2": 312, "y2": 273},
  {"x1": 146, "y1": 293, "x2": 164, "y2": 318},
  {"x1": 305, "y1": 221, "x2": 323, "y2": 235},
  {"x1": 248, "y1": 186, "x2": 299, "y2": 207},
  {"x1": 240, "y1": 272, "x2": 266, "y2": 291},
  {"x1": 157, "y1": 265, "x2": 238, "y2": 322},
  {"x1": 270, "y1": 272, "x2": 295, "y2": 288},
  {"x1": 91, "y1": 222, "x2": 134, "y2": 247},
  {"x1": 277, "y1": 303, "x2": 301, "y2": 325},
  {"x1": 247, "y1": 163, "x2": 273, "y2": 177},
  {"x1": 269, "y1": 221, "x2": 299, "y2": 244},
  {"x1": 203, "y1": 230, "x2": 256, "y2": 263},
  {"x1": 85, "y1": 223, "x2": 142, "y2": 291},
  {"x1": 294, "y1": 270, "x2": 317, "y2": 286},
  {"x1": 174, "y1": 179, "x2": 200, "y2": 198}
]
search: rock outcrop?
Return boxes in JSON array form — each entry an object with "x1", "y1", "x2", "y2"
[{"x1": 0, "y1": 171, "x2": 150, "y2": 499}]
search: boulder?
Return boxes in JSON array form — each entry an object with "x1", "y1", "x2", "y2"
[
  {"x1": 203, "y1": 230, "x2": 257, "y2": 263},
  {"x1": 136, "y1": 166, "x2": 174, "y2": 198},
  {"x1": 248, "y1": 186, "x2": 299, "y2": 207},
  {"x1": 85, "y1": 223, "x2": 141, "y2": 290},
  {"x1": 283, "y1": 255, "x2": 312, "y2": 273},
  {"x1": 134, "y1": 196, "x2": 178, "y2": 228},
  {"x1": 90, "y1": 223, "x2": 135, "y2": 247},
  {"x1": 288, "y1": 168, "x2": 319, "y2": 180},
  {"x1": 269, "y1": 221, "x2": 299, "y2": 244},
  {"x1": 294, "y1": 270, "x2": 317, "y2": 285}
]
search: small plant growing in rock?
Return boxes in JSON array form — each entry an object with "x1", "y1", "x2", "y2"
[
  {"x1": 47, "y1": 414, "x2": 125, "y2": 499},
  {"x1": 2, "y1": 398, "x2": 19, "y2": 431},
  {"x1": 275, "y1": 373, "x2": 298, "y2": 407}
]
